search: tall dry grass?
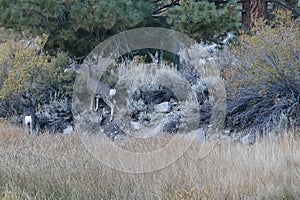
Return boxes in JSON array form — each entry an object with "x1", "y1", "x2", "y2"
[{"x1": 0, "y1": 123, "x2": 299, "y2": 199}]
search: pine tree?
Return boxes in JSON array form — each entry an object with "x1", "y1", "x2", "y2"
[
  {"x1": 166, "y1": 0, "x2": 240, "y2": 42},
  {"x1": 0, "y1": 0, "x2": 154, "y2": 56}
]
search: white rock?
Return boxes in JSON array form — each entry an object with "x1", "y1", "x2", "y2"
[
  {"x1": 63, "y1": 125, "x2": 73, "y2": 134},
  {"x1": 154, "y1": 102, "x2": 171, "y2": 113},
  {"x1": 240, "y1": 133, "x2": 256, "y2": 145},
  {"x1": 130, "y1": 121, "x2": 141, "y2": 130},
  {"x1": 223, "y1": 128, "x2": 231, "y2": 134}
]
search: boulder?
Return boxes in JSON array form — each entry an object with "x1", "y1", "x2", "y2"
[
  {"x1": 63, "y1": 125, "x2": 74, "y2": 134},
  {"x1": 154, "y1": 102, "x2": 171, "y2": 113},
  {"x1": 183, "y1": 128, "x2": 206, "y2": 143},
  {"x1": 240, "y1": 133, "x2": 256, "y2": 145}
]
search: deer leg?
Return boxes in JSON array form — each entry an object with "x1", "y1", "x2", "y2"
[
  {"x1": 103, "y1": 98, "x2": 115, "y2": 122},
  {"x1": 110, "y1": 104, "x2": 114, "y2": 121},
  {"x1": 90, "y1": 94, "x2": 94, "y2": 111},
  {"x1": 110, "y1": 103, "x2": 114, "y2": 121},
  {"x1": 95, "y1": 96, "x2": 99, "y2": 111},
  {"x1": 31, "y1": 120, "x2": 37, "y2": 135},
  {"x1": 24, "y1": 115, "x2": 31, "y2": 134},
  {"x1": 30, "y1": 122, "x2": 33, "y2": 135}
]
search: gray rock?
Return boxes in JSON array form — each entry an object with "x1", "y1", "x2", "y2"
[
  {"x1": 240, "y1": 133, "x2": 256, "y2": 145},
  {"x1": 223, "y1": 128, "x2": 231, "y2": 134},
  {"x1": 130, "y1": 121, "x2": 142, "y2": 130},
  {"x1": 63, "y1": 125, "x2": 73, "y2": 134},
  {"x1": 162, "y1": 112, "x2": 180, "y2": 133},
  {"x1": 183, "y1": 128, "x2": 206, "y2": 143},
  {"x1": 154, "y1": 102, "x2": 171, "y2": 113},
  {"x1": 194, "y1": 129, "x2": 206, "y2": 142},
  {"x1": 219, "y1": 134, "x2": 232, "y2": 143}
]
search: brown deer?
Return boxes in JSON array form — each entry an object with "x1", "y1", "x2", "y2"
[
  {"x1": 65, "y1": 55, "x2": 117, "y2": 121},
  {"x1": 85, "y1": 64, "x2": 116, "y2": 121}
]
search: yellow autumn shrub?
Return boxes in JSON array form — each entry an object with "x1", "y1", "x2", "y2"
[
  {"x1": 0, "y1": 29, "x2": 75, "y2": 101},
  {"x1": 229, "y1": 10, "x2": 300, "y2": 95}
]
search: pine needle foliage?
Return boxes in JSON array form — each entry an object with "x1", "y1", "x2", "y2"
[
  {"x1": 166, "y1": 0, "x2": 240, "y2": 41},
  {"x1": 0, "y1": 0, "x2": 154, "y2": 56}
]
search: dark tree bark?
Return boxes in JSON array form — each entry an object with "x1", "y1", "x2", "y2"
[
  {"x1": 242, "y1": 0, "x2": 267, "y2": 29},
  {"x1": 242, "y1": 0, "x2": 300, "y2": 29}
]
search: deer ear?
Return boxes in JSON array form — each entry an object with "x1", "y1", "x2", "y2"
[
  {"x1": 147, "y1": 51, "x2": 154, "y2": 60},
  {"x1": 155, "y1": 51, "x2": 158, "y2": 59}
]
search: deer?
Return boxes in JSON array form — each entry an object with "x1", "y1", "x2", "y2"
[
  {"x1": 65, "y1": 55, "x2": 117, "y2": 122},
  {"x1": 85, "y1": 63, "x2": 116, "y2": 121},
  {"x1": 23, "y1": 107, "x2": 37, "y2": 134},
  {"x1": 147, "y1": 51, "x2": 159, "y2": 65},
  {"x1": 22, "y1": 93, "x2": 37, "y2": 135}
]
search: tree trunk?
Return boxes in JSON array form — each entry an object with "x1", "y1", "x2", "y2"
[{"x1": 242, "y1": 0, "x2": 267, "y2": 29}]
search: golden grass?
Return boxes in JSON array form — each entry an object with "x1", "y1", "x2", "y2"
[{"x1": 0, "y1": 124, "x2": 300, "y2": 199}]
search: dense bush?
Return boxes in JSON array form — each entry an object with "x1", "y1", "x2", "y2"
[
  {"x1": 0, "y1": 30, "x2": 75, "y2": 119},
  {"x1": 226, "y1": 10, "x2": 300, "y2": 133}
]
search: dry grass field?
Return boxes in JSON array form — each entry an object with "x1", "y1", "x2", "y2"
[{"x1": 0, "y1": 123, "x2": 299, "y2": 199}]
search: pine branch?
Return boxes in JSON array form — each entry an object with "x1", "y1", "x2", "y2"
[{"x1": 153, "y1": 0, "x2": 179, "y2": 16}]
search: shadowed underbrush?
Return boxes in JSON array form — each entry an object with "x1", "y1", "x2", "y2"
[{"x1": 0, "y1": 124, "x2": 299, "y2": 199}]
